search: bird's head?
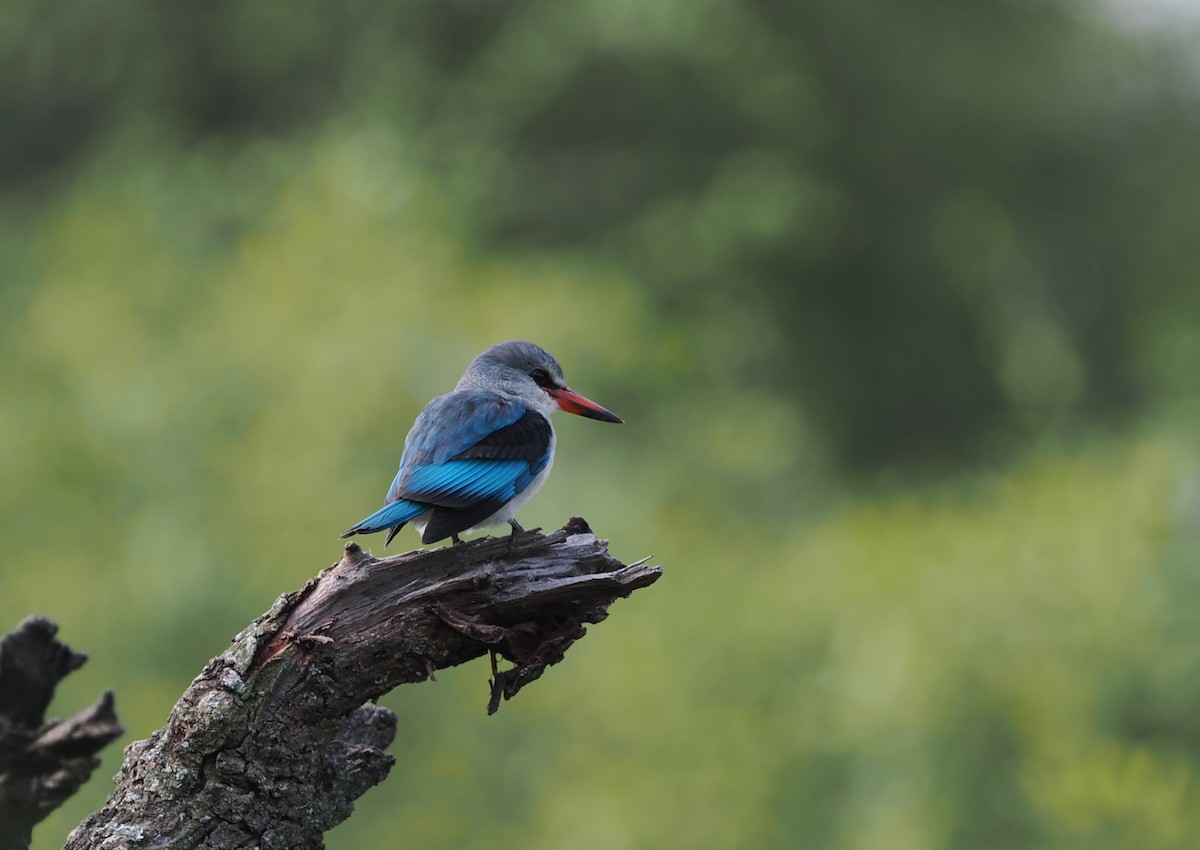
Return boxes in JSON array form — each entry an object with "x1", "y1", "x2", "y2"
[{"x1": 463, "y1": 340, "x2": 623, "y2": 423}]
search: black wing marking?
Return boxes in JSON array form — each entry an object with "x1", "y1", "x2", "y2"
[
  {"x1": 421, "y1": 500, "x2": 508, "y2": 544},
  {"x1": 454, "y1": 409, "x2": 551, "y2": 463}
]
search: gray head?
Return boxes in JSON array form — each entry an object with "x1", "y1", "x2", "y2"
[{"x1": 458, "y1": 340, "x2": 623, "y2": 423}]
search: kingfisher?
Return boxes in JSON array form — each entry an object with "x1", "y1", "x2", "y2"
[{"x1": 341, "y1": 340, "x2": 623, "y2": 547}]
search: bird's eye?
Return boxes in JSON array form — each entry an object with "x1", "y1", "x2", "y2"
[{"x1": 530, "y1": 368, "x2": 552, "y2": 387}]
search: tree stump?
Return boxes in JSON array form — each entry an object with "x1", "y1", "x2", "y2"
[
  {"x1": 61, "y1": 518, "x2": 660, "y2": 849},
  {"x1": 0, "y1": 616, "x2": 124, "y2": 850}
]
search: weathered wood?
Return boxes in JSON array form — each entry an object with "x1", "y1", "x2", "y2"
[
  {"x1": 0, "y1": 616, "x2": 124, "y2": 850},
  {"x1": 64, "y1": 518, "x2": 660, "y2": 850}
]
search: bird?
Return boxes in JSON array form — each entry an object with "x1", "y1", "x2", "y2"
[{"x1": 341, "y1": 340, "x2": 623, "y2": 547}]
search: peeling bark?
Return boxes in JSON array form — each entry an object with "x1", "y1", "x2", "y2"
[
  {"x1": 64, "y1": 518, "x2": 660, "y2": 850},
  {"x1": 0, "y1": 616, "x2": 124, "y2": 850}
]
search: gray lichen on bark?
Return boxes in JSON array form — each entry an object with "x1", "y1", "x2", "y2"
[{"x1": 64, "y1": 518, "x2": 660, "y2": 850}]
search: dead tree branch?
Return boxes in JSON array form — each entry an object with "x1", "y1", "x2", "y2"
[
  {"x1": 64, "y1": 517, "x2": 660, "y2": 850},
  {"x1": 0, "y1": 616, "x2": 124, "y2": 850}
]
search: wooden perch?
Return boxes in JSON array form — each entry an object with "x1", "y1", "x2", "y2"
[
  {"x1": 0, "y1": 616, "x2": 124, "y2": 850},
  {"x1": 63, "y1": 517, "x2": 660, "y2": 850}
]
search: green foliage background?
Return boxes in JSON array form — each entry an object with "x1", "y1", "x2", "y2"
[{"x1": 4, "y1": 1, "x2": 1200, "y2": 847}]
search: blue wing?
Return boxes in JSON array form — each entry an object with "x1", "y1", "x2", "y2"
[{"x1": 342, "y1": 389, "x2": 552, "y2": 545}]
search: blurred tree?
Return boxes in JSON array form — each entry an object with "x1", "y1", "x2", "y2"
[
  {"x1": 4, "y1": 0, "x2": 1199, "y2": 471},
  {"x1": 5, "y1": 3, "x2": 1200, "y2": 849}
]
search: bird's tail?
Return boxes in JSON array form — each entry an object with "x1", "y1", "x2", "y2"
[{"x1": 340, "y1": 499, "x2": 428, "y2": 543}]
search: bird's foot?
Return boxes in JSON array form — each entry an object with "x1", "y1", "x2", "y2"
[{"x1": 451, "y1": 533, "x2": 463, "y2": 545}]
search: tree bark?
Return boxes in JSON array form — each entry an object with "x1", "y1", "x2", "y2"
[
  {"x1": 0, "y1": 616, "x2": 125, "y2": 850},
  {"x1": 63, "y1": 517, "x2": 660, "y2": 850}
]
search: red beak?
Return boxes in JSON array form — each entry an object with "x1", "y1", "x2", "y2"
[{"x1": 548, "y1": 387, "x2": 623, "y2": 423}]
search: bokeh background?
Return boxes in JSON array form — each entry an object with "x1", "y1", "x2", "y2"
[{"x1": 5, "y1": 1, "x2": 1200, "y2": 847}]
